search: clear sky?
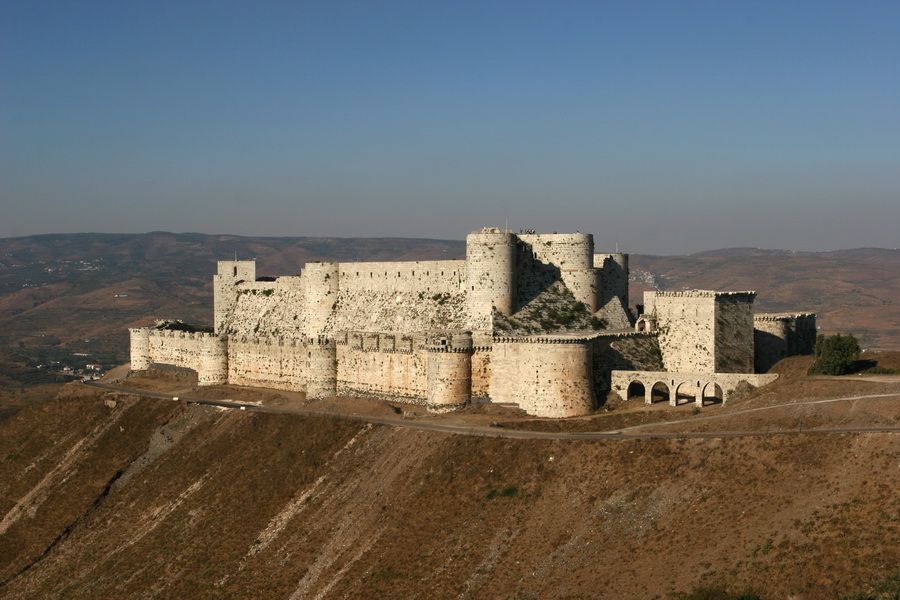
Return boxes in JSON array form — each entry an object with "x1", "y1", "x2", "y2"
[{"x1": 2, "y1": 1, "x2": 898, "y2": 254}]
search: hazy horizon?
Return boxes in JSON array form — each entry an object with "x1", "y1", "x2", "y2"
[{"x1": 2, "y1": 1, "x2": 898, "y2": 255}]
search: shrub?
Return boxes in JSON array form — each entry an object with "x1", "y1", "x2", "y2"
[{"x1": 808, "y1": 333, "x2": 861, "y2": 376}]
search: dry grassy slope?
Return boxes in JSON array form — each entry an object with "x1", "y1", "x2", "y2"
[{"x1": 0, "y1": 387, "x2": 897, "y2": 600}]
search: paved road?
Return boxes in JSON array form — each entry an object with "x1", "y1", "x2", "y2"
[{"x1": 85, "y1": 381, "x2": 900, "y2": 441}]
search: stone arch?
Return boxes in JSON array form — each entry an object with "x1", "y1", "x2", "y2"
[
  {"x1": 626, "y1": 380, "x2": 646, "y2": 400},
  {"x1": 675, "y1": 381, "x2": 697, "y2": 406},
  {"x1": 701, "y1": 382, "x2": 724, "y2": 406},
  {"x1": 650, "y1": 381, "x2": 670, "y2": 404}
]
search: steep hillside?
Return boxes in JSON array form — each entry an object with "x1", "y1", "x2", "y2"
[{"x1": 1, "y1": 383, "x2": 897, "y2": 599}]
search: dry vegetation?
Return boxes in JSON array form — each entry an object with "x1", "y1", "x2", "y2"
[{"x1": 1, "y1": 356, "x2": 898, "y2": 600}]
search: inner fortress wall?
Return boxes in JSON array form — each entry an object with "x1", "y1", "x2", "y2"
[
  {"x1": 214, "y1": 260, "x2": 258, "y2": 334},
  {"x1": 328, "y1": 261, "x2": 468, "y2": 334},
  {"x1": 518, "y1": 233, "x2": 597, "y2": 310},
  {"x1": 335, "y1": 260, "x2": 466, "y2": 294},
  {"x1": 227, "y1": 277, "x2": 306, "y2": 338}
]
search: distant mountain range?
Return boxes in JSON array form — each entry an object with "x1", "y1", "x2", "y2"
[{"x1": 1, "y1": 233, "x2": 897, "y2": 374}]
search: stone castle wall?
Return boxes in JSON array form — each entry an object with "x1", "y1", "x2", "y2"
[
  {"x1": 517, "y1": 233, "x2": 597, "y2": 311},
  {"x1": 227, "y1": 335, "x2": 306, "y2": 391},
  {"x1": 465, "y1": 230, "x2": 517, "y2": 329},
  {"x1": 490, "y1": 336, "x2": 594, "y2": 418},
  {"x1": 336, "y1": 332, "x2": 427, "y2": 401},
  {"x1": 649, "y1": 291, "x2": 718, "y2": 372},
  {"x1": 715, "y1": 293, "x2": 756, "y2": 373},
  {"x1": 131, "y1": 229, "x2": 815, "y2": 419},
  {"x1": 132, "y1": 329, "x2": 227, "y2": 385},
  {"x1": 754, "y1": 313, "x2": 817, "y2": 373}
]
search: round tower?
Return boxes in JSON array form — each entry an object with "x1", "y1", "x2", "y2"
[
  {"x1": 197, "y1": 334, "x2": 229, "y2": 385},
  {"x1": 303, "y1": 262, "x2": 340, "y2": 338},
  {"x1": 306, "y1": 338, "x2": 337, "y2": 399},
  {"x1": 129, "y1": 328, "x2": 151, "y2": 371},
  {"x1": 426, "y1": 332, "x2": 473, "y2": 413},
  {"x1": 465, "y1": 229, "x2": 516, "y2": 330}
]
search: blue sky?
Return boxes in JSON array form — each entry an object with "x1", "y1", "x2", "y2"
[{"x1": 2, "y1": 0, "x2": 898, "y2": 254}]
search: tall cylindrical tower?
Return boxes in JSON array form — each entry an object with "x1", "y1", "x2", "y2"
[
  {"x1": 426, "y1": 332, "x2": 473, "y2": 413},
  {"x1": 306, "y1": 338, "x2": 337, "y2": 399},
  {"x1": 303, "y1": 262, "x2": 340, "y2": 337},
  {"x1": 129, "y1": 328, "x2": 151, "y2": 371},
  {"x1": 465, "y1": 229, "x2": 517, "y2": 330},
  {"x1": 520, "y1": 233, "x2": 597, "y2": 311},
  {"x1": 197, "y1": 334, "x2": 229, "y2": 385}
]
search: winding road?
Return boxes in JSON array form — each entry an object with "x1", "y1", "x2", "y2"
[{"x1": 84, "y1": 381, "x2": 900, "y2": 441}]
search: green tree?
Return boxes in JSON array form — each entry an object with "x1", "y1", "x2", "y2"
[{"x1": 808, "y1": 333, "x2": 861, "y2": 376}]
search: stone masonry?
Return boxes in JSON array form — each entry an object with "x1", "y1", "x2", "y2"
[{"x1": 130, "y1": 228, "x2": 816, "y2": 417}]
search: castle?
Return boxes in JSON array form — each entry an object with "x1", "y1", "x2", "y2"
[{"x1": 129, "y1": 228, "x2": 816, "y2": 418}]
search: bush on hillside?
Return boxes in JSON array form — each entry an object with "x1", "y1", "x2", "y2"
[{"x1": 807, "y1": 333, "x2": 861, "y2": 376}]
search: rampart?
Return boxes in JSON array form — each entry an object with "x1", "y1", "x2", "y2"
[
  {"x1": 130, "y1": 228, "x2": 815, "y2": 419},
  {"x1": 130, "y1": 328, "x2": 227, "y2": 385}
]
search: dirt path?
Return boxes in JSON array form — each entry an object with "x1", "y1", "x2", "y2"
[{"x1": 84, "y1": 381, "x2": 900, "y2": 440}]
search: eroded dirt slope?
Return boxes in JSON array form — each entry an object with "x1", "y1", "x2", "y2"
[{"x1": 0, "y1": 387, "x2": 897, "y2": 600}]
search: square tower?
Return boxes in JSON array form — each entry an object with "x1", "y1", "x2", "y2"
[{"x1": 647, "y1": 290, "x2": 756, "y2": 374}]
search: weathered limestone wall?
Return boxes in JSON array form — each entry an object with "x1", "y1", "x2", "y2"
[
  {"x1": 754, "y1": 313, "x2": 817, "y2": 373},
  {"x1": 518, "y1": 233, "x2": 596, "y2": 311},
  {"x1": 649, "y1": 291, "x2": 717, "y2": 373},
  {"x1": 227, "y1": 277, "x2": 306, "y2": 338},
  {"x1": 466, "y1": 230, "x2": 517, "y2": 329},
  {"x1": 214, "y1": 260, "x2": 257, "y2": 334},
  {"x1": 471, "y1": 347, "x2": 492, "y2": 398},
  {"x1": 490, "y1": 337, "x2": 594, "y2": 418},
  {"x1": 336, "y1": 260, "x2": 465, "y2": 294},
  {"x1": 714, "y1": 293, "x2": 756, "y2": 373},
  {"x1": 426, "y1": 331, "x2": 473, "y2": 412},
  {"x1": 648, "y1": 290, "x2": 756, "y2": 375},
  {"x1": 595, "y1": 253, "x2": 631, "y2": 328},
  {"x1": 302, "y1": 262, "x2": 340, "y2": 337},
  {"x1": 136, "y1": 329, "x2": 228, "y2": 385},
  {"x1": 330, "y1": 289, "x2": 468, "y2": 334},
  {"x1": 335, "y1": 332, "x2": 427, "y2": 401},
  {"x1": 129, "y1": 328, "x2": 150, "y2": 370},
  {"x1": 227, "y1": 335, "x2": 306, "y2": 391}
]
